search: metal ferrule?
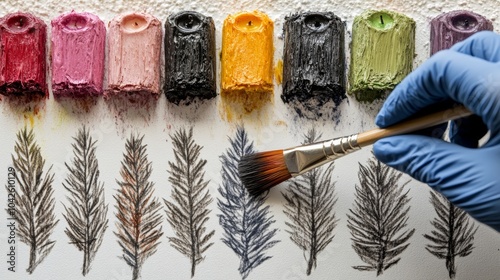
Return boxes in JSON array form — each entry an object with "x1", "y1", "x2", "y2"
[{"x1": 283, "y1": 134, "x2": 360, "y2": 177}]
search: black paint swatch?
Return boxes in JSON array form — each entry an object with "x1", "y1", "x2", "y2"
[
  {"x1": 282, "y1": 12, "x2": 346, "y2": 114},
  {"x1": 164, "y1": 11, "x2": 216, "y2": 105}
]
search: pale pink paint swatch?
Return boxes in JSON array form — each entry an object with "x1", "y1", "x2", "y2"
[
  {"x1": 51, "y1": 11, "x2": 105, "y2": 97},
  {"x1": 107, "y1": 12, "x2": 162, "y2": 97}
]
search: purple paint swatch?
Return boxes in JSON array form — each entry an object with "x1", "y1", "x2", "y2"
[
  {"x1": 430, "y1": 10, "x2": 493, "y2": 54},
  {"x1": 51, "y1": 12, "x2": 106, "y2": 97}
]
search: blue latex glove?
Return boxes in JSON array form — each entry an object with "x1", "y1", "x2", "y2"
[{"x1": 373, "y1": 31, "x2": 500, "y2": 232}]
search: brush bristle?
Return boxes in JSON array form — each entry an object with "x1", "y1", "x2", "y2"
[{"x1": 238, "y1": 150, "x2": 292, "y2": 196}]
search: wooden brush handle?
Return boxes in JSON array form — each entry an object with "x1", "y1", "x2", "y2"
[{"x1": 357, "y1": 105, "x2": 473, "y2": 147}]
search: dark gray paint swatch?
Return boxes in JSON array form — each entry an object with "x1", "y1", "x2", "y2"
[
  {"x1": 282, "y1": 12, "x2": 346, "y2": 117},
  {"x1": 164, "y1": 11, "x2": 216, "y2": 105}
]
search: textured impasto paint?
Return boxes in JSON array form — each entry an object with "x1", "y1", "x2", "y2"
[
  {"x1": 282, "y1": 12, "x2": 346, "y2": 114},
  {"x1": 107, "y1": 13, "x2": 161, "y2": 98},
  {"x1": 221, "y1": 11, "x2": 274, "y2": 113},
  {"x1": 0, "y1": 12, "x2": 47, "y2": 97},
  {"x1": 51, "y1": 12, "x2": 106, "y2": 98},
  {"x1": 349, "y1": 10, "x2": 415, "y2": 102},
  {"x1": 164, "y1": 11, "x2": 216, "y2": 105},
  {"x1": 430, "y1": 10, "x2": 493, "y2": 55}
]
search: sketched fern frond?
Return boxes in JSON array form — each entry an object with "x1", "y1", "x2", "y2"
[
  {"x1": 424, "y1": 190, "x2": 478, "y2": 279},
  {"x1": 165, "y1": 127, "x2": 214, "y2": 278},
  {"x1": 347, "y1": 156, "x2": 415, "y2": 276},
  {"x1": 63, "y1": 126, "x2": 108, "y2": 276},
  {"x1": 282, "y1": 128, "x2": 338, "y2": 276},
  {"x1": 9, "y1": 127, "x2": 59, "y2": 274},
  {"x1": 217, "y1": 127, "x2": 279, "y2": 280},
  {"x1": 114, "y1": 134, "x2": 163, "y2": 280}
]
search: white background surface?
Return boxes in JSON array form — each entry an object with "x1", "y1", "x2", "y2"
[{"x1": 0, "y1": 0, "x2": 499, "y2": 279}]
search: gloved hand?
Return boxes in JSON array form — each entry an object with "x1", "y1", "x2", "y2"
[{"x1": 373, "y1": 31, "x2": 500, "y2": 232}]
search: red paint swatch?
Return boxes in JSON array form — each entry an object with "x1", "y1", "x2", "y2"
[
  {"x1": 51, "y1": 11, "x2": 106, "y2": 97},
  {"x1": 0, "y1": 12, "x2": 47, "y2": 97},
  {"x1": 107, "y1": 13, "x2": 162, "y2": 98}
]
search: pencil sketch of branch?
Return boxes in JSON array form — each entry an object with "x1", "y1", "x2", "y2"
[
  {"x1": 347, "y1": 156, "x2": 415, "y2": 276},
  {"x1": 282, "y1": 128, "x2": 338, "y2": 275},
  {"x1": 218, "y1": 127, "x2": 280, "y2": 280},
  {"x1": 424, "y1": 190, "x2": 478, "y2": 279},
  {"x1": 63, "y1": 126, "x2": 108, "y2": 276},
  {"x1": 9, "y1": 127, "x2": 59, "y2": 274},
  {"x1": 165, "y1": 127, "x2": 215, "y2": 278},
  {"x1": 114, "y1": 134, "x2": 163, "y2": 280}
]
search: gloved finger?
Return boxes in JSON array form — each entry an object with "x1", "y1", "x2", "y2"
[
  {"x1": 373, "y1": 135, "x2": 473, "y2": 187},
  {"x1": 375, "y1": 51, "x2": 500, "y2": 137},
  {"x1": 451, "y1": 31, "x2": 500, "y2": 62},
  {"x1": 396, "y1": 100, "x2": 455, "y2": 139},
  {"x1": 374, "y1": 135, "x2": 500, "y2": 231},
  {"x1": 449, "y1": 115, "x2": 488, "y2": 148}
]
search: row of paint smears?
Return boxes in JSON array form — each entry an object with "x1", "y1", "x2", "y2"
[{"x1": 0, "y1": 10, "x2": 494, "y2": 109}]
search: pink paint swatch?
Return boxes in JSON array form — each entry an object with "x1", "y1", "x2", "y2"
[
  {"x1": 0, "y1": 12, "x2": 47, "y2": 97},
  {"x1": 51, "y1": 11, "x2": 106, "y2": 97},
  {"x1": 107, "y1": 12, "x2": 161, "y2": 97}
]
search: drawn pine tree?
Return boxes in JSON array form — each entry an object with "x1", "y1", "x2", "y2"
[
  {"x1": 165, "y1": 127, "x2": 215, "y2": 278},
  {"x1": 424, "y1": 190, "x2": 478, "y2": 279},
  {"x1": 10, "y1": 127, "x2": 59, "y2": 273},
  {"x1": 63, "y1": 126, "x2": 108, "y2": 276},
  {"x1": 218, "y1": 127, "x2": 280, "y2": 279},
  {"x1": 347, "y1": 156, "x2": 415, "y2": 276},
  {"x1": 114, "y1": 134, "x2": 163, "y2": 280},
  {"x1": 282, "y1": 128, "x2": 338, "y2": 275}
]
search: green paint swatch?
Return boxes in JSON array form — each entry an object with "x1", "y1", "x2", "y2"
[{"x1": 349, "y1": 10, "x2": 415, "y2": 102}]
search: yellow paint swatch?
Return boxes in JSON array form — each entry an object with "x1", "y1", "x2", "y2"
[{"x1": 221, "y1": 11, "x2": 274, "y2": 113}]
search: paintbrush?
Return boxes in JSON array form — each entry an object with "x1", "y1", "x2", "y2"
[{"x1": 238, "y1": 105, "x2": 472, "y2": 196}]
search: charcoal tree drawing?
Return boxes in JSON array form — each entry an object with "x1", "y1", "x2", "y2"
[
  {"x1": 114, "y1": 134, "x2": 163, "y2": 280},
  {"x1": 218, "y1": 127, "x2": 280, "y2": 279},
  {"x1": 165, "y1": 127, "x2": 215, "y2": 278},
  {"x1": 424, "y1": 190, "x2": 478, "y2": 279},
  {"x1": 9, "y1": 127, "x2": 59, "y2": 273},
  {"x1": 347, "y1": 156, "x2": 415, "y2": 276},
  {"x1": 63, "y1": 126, "x2": 108, "y2": 276},
  {"x1": 282, "y1": 128, "x2": 338, "y2": 275}
]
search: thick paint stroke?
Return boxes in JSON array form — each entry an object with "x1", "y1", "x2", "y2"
[
  {"x1": 164, "y1": 11, "x2": 216, "y2": 105},
  {"x1": 107, "y1": 13, "x2": 162, "y2": 97},
  {"x1": 282, "y1": 12, "x2": 346, "y2": 114},
  {"x1": 0, "y1": 12, "x2": 47, "y2": 97},
  {"x1": 430, "y1": 10, "x2": 493, "y2": 55},
  {"x1": 221, "y1": 11, "x2": 274, "y2": 113},
  {"x1": 51, "y1": 12, "x2": 106, "y2": 97},
  {"x1": 349, "y1": 10, "x2": 415, "y2": 102}
]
